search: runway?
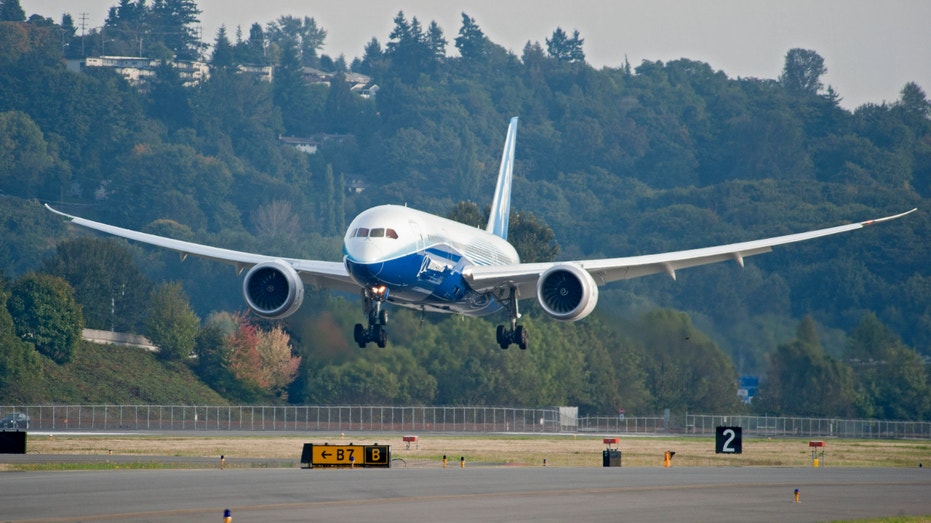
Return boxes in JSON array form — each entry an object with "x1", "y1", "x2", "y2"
[{"x1": 2, "y1": 466, "x2": 929, "y2": 522}]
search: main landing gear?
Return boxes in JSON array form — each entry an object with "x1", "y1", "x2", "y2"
[
  {"x1": 495, "y1": 286, "x2": 528, "y2": 350},
  {"x1": 355, "y1": 286, "x2": 388, "y2": 348}
]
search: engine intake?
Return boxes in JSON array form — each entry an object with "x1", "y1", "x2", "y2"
[
  {"x1": 242, "y1": 260, "x2": 304, "y2": 319},
  {"x1": 536, "y1": 263, "x2": 599, "y2": 321}
]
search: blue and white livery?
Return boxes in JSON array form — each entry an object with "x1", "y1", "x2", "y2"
[{"x1": 47, "y1": 117, "x2": 916, "y2": 350}]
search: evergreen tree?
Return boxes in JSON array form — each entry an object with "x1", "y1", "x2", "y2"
[
  {"x1": 272, "y1": 37, "x2": 316, "y2": 136},
  {"x1": 147, "y1": 60, "x2": 193, "y2": 129},
  {"x1": 235, "y1": 22, "x2": 267, "y2": 64},
  {"x1": 546, "y1": 27, "x2": 585, "y2": 63},
  {"x1": 210, "y1": 25, "x2": 235, "y2": 69},
  {"x1": 756, "y1": 317, "x2": 858, "y2": 417},
  {"x1": 0, "y1": 0, "x2": 26, "y2": 22},
  {"x1": 455, "y1": 13, "x2": 487, "y2": 61},
  {"x1": 149, "y1": 0, "x2": 203, "y2": 60}
]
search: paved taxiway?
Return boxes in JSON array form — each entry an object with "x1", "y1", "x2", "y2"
[{"x1": 2, "y1": 466, "x2": 929, "y2": 522}]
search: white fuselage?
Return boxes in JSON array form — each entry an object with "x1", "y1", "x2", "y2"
[{"x1": 342, "y1": 205, "x2": 519, "y2": 315}]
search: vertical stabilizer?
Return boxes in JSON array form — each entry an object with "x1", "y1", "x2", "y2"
[{"x1": 486, "y1": 117, "x2": 518, "y2": 240}]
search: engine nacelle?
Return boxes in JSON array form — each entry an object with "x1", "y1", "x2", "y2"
[
  {"x1": 242, "y1": 260, "x2": 305, "y2": 319},
  {"x1": 536, "y1": 263, "x2": 599, "y2": 321}
]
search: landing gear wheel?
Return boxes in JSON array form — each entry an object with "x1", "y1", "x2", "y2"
[
  {"x1": 354, "y1": 323, "x2": 366, "y2": 348},
  {"x1": 374, "y1": 324, "x2": 388, "y2": 348},
  {"x1": 496, "y1": 325, "x2": 509, "y2": 349},
  {"x1": 379, "y1": 309, "x2": 388, "y2": 325},
  {"x1": 515, "y1": 325, "x2": 528, "y2": 350}
]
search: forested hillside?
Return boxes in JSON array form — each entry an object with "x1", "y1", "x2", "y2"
[{"x1": 0, "y1": 2, "x2": 929, "y2": 419}]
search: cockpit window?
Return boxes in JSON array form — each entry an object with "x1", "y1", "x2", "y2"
[{"x1": 351, "y1": 227, "x2": 398, "y2": 239}]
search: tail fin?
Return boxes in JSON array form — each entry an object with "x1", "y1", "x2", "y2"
[{"x1": 486, "y1": 116, "x2": 518, "y2": 240}]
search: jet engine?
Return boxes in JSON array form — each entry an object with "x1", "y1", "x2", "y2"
[
  {"x1": 536, "y1": 263, "x2": 599, "y2": 321},
  {"x1": 242, "y1": 260, "x2": 305, "y2": 319}
]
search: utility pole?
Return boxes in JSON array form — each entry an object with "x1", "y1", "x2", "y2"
[{"x1": 79, "y1": 12, "x2": 88, "y2": 56}]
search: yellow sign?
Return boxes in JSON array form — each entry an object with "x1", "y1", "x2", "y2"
[{"x1": 302, "y1": 444, "x2": 390, "y2": 468}]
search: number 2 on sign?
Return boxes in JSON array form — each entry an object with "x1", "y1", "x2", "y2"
[{"x1": 721, "y1": 428, "x2": 737, "y2": 453}]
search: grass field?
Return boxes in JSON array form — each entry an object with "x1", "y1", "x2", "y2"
[{"x1": 14, "y1": 433, "x2": 931, "y2": 469}]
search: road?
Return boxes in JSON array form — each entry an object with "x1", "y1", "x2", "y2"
[{"x1": 2, "y1": 465, "x2": 929, "y2": 522}]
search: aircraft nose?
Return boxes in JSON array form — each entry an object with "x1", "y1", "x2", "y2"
[{"x1": 346, "y1": 238, "x2": 387, "y2": 263}]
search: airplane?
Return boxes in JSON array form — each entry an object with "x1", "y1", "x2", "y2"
[{"x1": 46, "y1": 117, "x2": 916, "y2": 350}]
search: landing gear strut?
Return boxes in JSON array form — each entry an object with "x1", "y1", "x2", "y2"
[
  {"x1": 354, "y1": 286, "x2": 388, "y2": 348},
  {"x1": 495, "y1": 286, "x2": 527, "y2": 350}
]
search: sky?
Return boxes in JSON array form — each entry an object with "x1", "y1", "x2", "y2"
[{"x1": 22, "y1": 0, "x2": 931, "y2": 110}]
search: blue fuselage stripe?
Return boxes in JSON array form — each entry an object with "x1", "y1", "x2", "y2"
[{"x1": 345, "y1": 247, "x2": 500, "y2": 316}]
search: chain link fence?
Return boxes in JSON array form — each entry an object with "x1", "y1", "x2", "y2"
[
  {"x1": 0, "y1": 405, "x2": 572, "y2": 433},
  {"x1": 2, "y1": 405, "x2": 928, "y2": 439},
  {"x1": 684, "y1": 414, "x2": 931, "y2": 439}
]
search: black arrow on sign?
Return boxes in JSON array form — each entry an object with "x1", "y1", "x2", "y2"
[{"x1": 321, "y1": 451, "x2": 331, "y2": 459}]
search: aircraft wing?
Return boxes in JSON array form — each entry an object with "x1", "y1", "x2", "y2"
[
  {"x1": 464, "y1": 208, "x2": 917, "y2": 299},
  {"x1": 45, "y1": 204, "x2": 358, "y2": 293}
]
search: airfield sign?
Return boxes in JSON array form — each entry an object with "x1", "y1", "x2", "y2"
[
  {"x1": 715, "y1": 426, "x2": 742, "y2": 454},
  {"x1": 301, "y1": 444, "x2": 391, "y2": 468}
]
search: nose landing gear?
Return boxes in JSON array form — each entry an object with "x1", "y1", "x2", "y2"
[{"x1": 354, "y1": 286, "x2": 389, "y2": 348}]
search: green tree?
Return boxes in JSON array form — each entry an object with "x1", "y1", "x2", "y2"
[
  {"x1": 897, "y1": 81, "x2": 931, "y2": 119},
  {"x1": 146, "y1": 60, "x2": 192, "y2": 130},
  {"x1": 0, "y1": 287, "x2": 43, "y2": 402},
  {"x1": 357, "y1": 37, "x2": 385, "y2": 76},
  {"x1": 780, "y1": 48, "x2": 826, "y2": 95},
  {"x1": 193, "y1": 312, "x2": 238, "y2": 396},
  {"x1": 385, "y1": 11, "x2": 435, "y2": 81},
  {"x1": 145, "y1": 281, "x2": 200, "y2": 361},
  {"x1": 234, "y1": 23, "x2": 267, "y2": 65},
  {"x1": 636, "y1": 309, "x2": 741, "y2": 413},
  {"x1": 508, "y1": 211, "x2": 560, "y2": 262},
  {"x1": 425, "y1": 20, "x2": 446, "y2": 63},
  {"x1": 265, "y1": 15, "x2": 326, "y2": 67},
  {"x1": 149, "y1": 0, "x2": 203, "y2": 60},
  {"x1": 447, "y1": 201, "x2": 485, "y2": 228},
  {"x1": 455, "y1": 13, "x2": 487, "y2": 61},
  {"x1": 0, "y1": 0, "x2": 25, "y2": 22},
  {"x1": 273, "y1": 37, "x2": 318, "y2": 136},
  {"x1": 7, "y1": 273, "x2": 84, "y2": 364},
  {"x1": 0, "y1": 110, "x2": 57, "y2": 198},
  {"x1": 41, "y1": 237, "x2": 153, "y2": 332},
  {"x1": 210, "y1": 25, "x2": 235, "y2": 69},
  {"x1": 546, "y1": 27, "x2": 585, "y2": 63},
  {"x1": 756, "y1": 316, "x2": 857, "y2": 417},
  {"x1": 846, "y1": 314, "x2": 930, "y2": 420}
]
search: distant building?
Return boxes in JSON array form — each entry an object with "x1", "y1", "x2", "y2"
[
  {"x1": 81, "y1": 56, "x2": 209, "y2": 88},
  {"x1": 278, "y1": 133, "x2": 353, "y2": 155},
  {"x1": 301, "y1": 67, "x2": 377, "y2": 97},
  {"x1": 238, "y1": 63, "x2": 274, "y2": 83}
]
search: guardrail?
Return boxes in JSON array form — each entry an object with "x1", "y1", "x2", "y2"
[{"x1": 2, "y1": 405, "x2": 928, "y2": 439}]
